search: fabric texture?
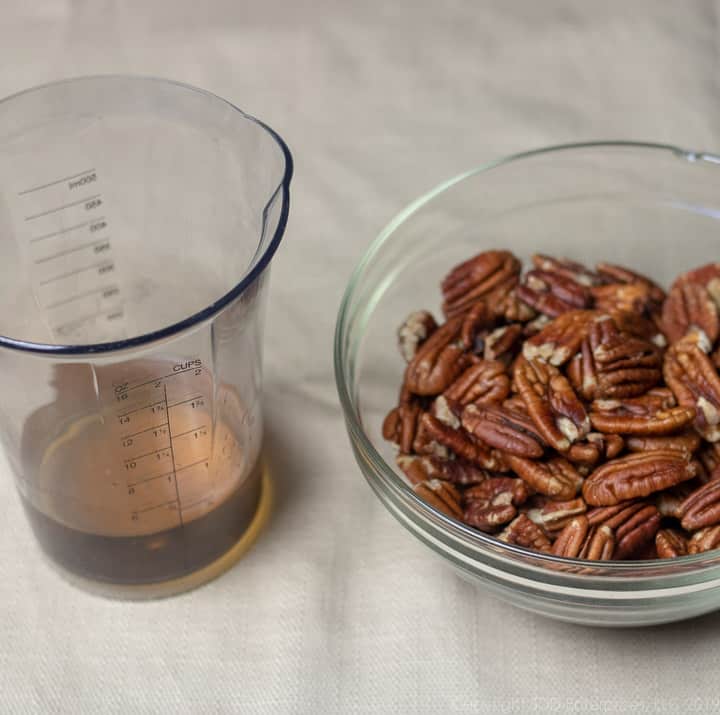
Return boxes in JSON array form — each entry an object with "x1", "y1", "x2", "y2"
[{"x1": 2, "y1": 2, "x2": 720, "y2": 712}]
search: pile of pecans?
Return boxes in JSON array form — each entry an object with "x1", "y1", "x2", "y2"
[{"x1": 382, "y1": 250, "x2": 720, "y2": 560}]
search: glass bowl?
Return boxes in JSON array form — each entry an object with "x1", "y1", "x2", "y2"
[{"x1": 334, "y1": 141, "x2": 720, "y2": 627}]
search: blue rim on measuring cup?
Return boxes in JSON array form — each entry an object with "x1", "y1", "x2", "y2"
[{"x1": 0, "y1": 75, "x2": 294, "y2": 356}]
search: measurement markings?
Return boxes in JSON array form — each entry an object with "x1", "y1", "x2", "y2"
[
  {"x1": 164, "y1": 385, "x2": 184, "y2": 528},
  {"x1": 25, "y1": 193, "x2": 102, "y2": 222},
  {"x1": 172, "y1": 425, "x2": 206, "y2": 439},
  {"x1": 121, "y1": 423, "x2": 169, "y2": 440},
  {"x1": 54, "y1": 307, "x2": 123, "y2": 334},
  {"x1": 45, "y1": 284, "x2": 119, "y2": 310},
  {"x1": 135, "y1": 499, "x2": 179, "y2": 514},
  {"x1": 18, "y1": 169, "x2": 95, "y2": 196},
  {"x1": 33, "y1": 238, "x2": 111, "y2": 264},
  {"x1": 126, "y1": 366, "x2": 199, "y2": 392},
  {"x1": 167, "y1": 395, "x2": 203, "y2": 409},
  {"x1": 30, "y1": 217, "x2": 105, "y2": 243},
  {"x1": 127, "y1": 470, "x2": 175, "y2": 489},
  {"x1": 124, "y1": 446, "x2": 170, "y2": 464},
  {"x1": 175, "y1": 458, "x2": 209, "y2": 473},
  {"x1": 117, "y1": 401, "x2": 166, "y2": 419},
  {"x1": 39, "y1": 259, "x2": 113, "y2": 286}
]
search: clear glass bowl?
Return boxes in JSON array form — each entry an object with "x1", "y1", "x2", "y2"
[{"x1": 334, "y1": 141, "x2": 720, "y2": 627}]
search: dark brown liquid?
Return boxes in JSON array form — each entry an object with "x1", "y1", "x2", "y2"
[{"x1": 20, "y1": 460, "x2": 262, "y2": 585}]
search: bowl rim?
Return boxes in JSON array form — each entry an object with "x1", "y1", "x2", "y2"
[{"x1": 334, "y1": 139, "x2": 720, "y2": 575}]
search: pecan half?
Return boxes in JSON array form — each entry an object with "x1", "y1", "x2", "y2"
[
  {"x1": 413, "y1": 479, "x2": 463, "y2": 519},
  {"x1": 656, "y1": 528, "x2": 689, "y2": 558},
  {"x1": 396, "y1": 454, "x2": 489, "y2": 487},
  {"x1": 516, "y1": 269, "x2": 590, "y2": 318},
  {"x1": 420, "y1": 413, "x2": 508, "y2": 471},
  {"x1": 498, "y1": 514, "x2": 552, "y2": 552},
  {"x1": 505, "y1": 454, "x2": 582, "y2": 499},
  {"x1": 513, "y1": 356, "x2": 589, "y2": 451},
  {"x1": 463, "y1": 477, "x2": 530, "y2": 531},
  {"x1": 461, "y1": 404, "x2": 545, "y2": 458},
  {"x1": 382, "y1": 384, "x2": 425, "y2": 454},
  {"x1": 443, "y1": 360, "x2": 510, "y2": 407},
  {"x1": 551, "y1": 516, "x2": 615, "y2": 560},
  {"x1": 583, "y1": 451, "x2": 696, "y2": 506},
  {"x1": 672, "y1": 262, "x2": 720, "y2": 311},
  {"x1": 442, "y1": 250, "x2": 521, "y2": 317},
  {"x1": 586, "y1": 501, "x2": 660, "y2": 559},
  {"x1": 397, "y1": 310, "x2": 438, "y2": 362},
  {"x1": 523, "y1": 310, "x2": 600, "y2": 366},
  {"x1": 565, "y1": 433, "x2": 624, "y2": 471},
  {"x1": 679, "y1": 477, "x2": 720, "y2": 531},
  {"x1": 688, "y1": 525, "x2": 720, "y2": 554},
  {"x1": 483, "y1": 323, "x2": 524, "y2": 363},
  {"x1": 661, "y1": 281, "x2": 719, "y2": 345},
  {"x1": 625, "y1": 430, "x2": 701, "y2": 455},
  {"x1": 589, "y1": 395, "x2": 695, "y2": 436},
  {"x1": 526, "y1": 496, "x2": 587, "y2": 532},
  {"x1": 574, "y1": 316, "x2": 662, "y2": 400},
  {"x1": 664, "y1": 342, "x2": 720, "y2": 441},
  {"x1": 592, "y1": 282, "x2": 658, "y2": 316},
  {"x1": 595, "y1": 262, "x2": 666, "y2": 308},
  {"x1": 532, "y1": 254, "x2": 603, "y2": 288}
]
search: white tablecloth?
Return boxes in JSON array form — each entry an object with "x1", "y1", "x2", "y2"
[{"x1": 2, "y1": 2, "x2": 720, "y2": 712}]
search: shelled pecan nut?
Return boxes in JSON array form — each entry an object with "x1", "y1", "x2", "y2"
[
  {"x1": 625, "y1": 430, "x2": 701, "y2": 454},
  {"x1": 574, "y1": 316, "x2": 662, "y2": 400},
  {"x1": 582, "y1": 451, "x2": 696, "y2": 506},
  {"x1": 655, "y1": 528, "x2": 689, "y2": 558},
  {"x1": 672, "y1": 262, "x2": 720, "y2": 310},
  {"x1": 413, "y1": 479, "x2": 463, "y2": 520},
  {"x1": 589, "y1": 395, "x2": 695, "y2": 436},
  {"x1": 397, "y1": 310, "x2": 438, "y2": 362},
  {"x1": 443, "y1": 360, "x2": 510, "y2": 407},
  {"x1": 396, "y1": 454, "x2": 489, "y2": 487},
  {"x1": 515, "y1": 269, "x2": 590, "y2": 318},
  {"x1": 463, "y1": 477, "x2": 530, "y2": 531},
  {"x1": 664, "y1": 342, "x2": 720, "y2": 441},
  {"x1": 442, "y1": 250, "x2": 521, "y2": 317},
  {"x1": 532, "y1": 254, "x2": 604, "y2": 288},
  {"x1": 523, "y1": 310, "x2": 600, "y2": 366},
  {"x1": 382, "y1": 389, "x2": 424, "y2": 455},
  {"x1": 405, "y1": 314, "x2": 471, "y2": 395},
  {"x1": 661, "y1": 281, "x2": 719, "y2": 345},
  {"x1": 526, "y1": 496, "x2": 587, "y2": 531},
  {"x1": 595, "y1": 262, "x2": 666, "y2": 308},
  {"x1": 513, "y1": 356, "x2": 590, "y2": 451},
  {"x1": 461, "y1": 403, "x2": 545, "y2": 457},
  {"x1": 551, "y1": 517, "x2": 615, "y2": 560},
  {"x1": 498, "y1": 513, "x2": 552, "y2": 552},
  {"x1": 420, "y1": 412, "x2": 508, "y2": 471},
  {"x1": 586, "y1": 501, "x2": 660, "y2": 559},
  {"x1": 679, "y1": 477, "x2": 720, "y2": 531},
  {"x1": 688, "y1": 525, "x2": 720, "y2": 554},
  {"x1": 505, "y1": 454, "x2": 582, "y2": 500}
]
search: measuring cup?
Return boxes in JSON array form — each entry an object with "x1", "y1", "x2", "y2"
[{"x1": 0, "y1": 76, "x2": 292, "y2": 597}]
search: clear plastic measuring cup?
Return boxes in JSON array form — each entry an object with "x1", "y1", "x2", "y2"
[{"x1": 0, "y1": 76, "x2": 292, "y2": 597}]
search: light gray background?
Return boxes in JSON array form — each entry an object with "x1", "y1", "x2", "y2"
[{"x1": 2, "y1": 2, "x2": 720, "y2": 713}]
